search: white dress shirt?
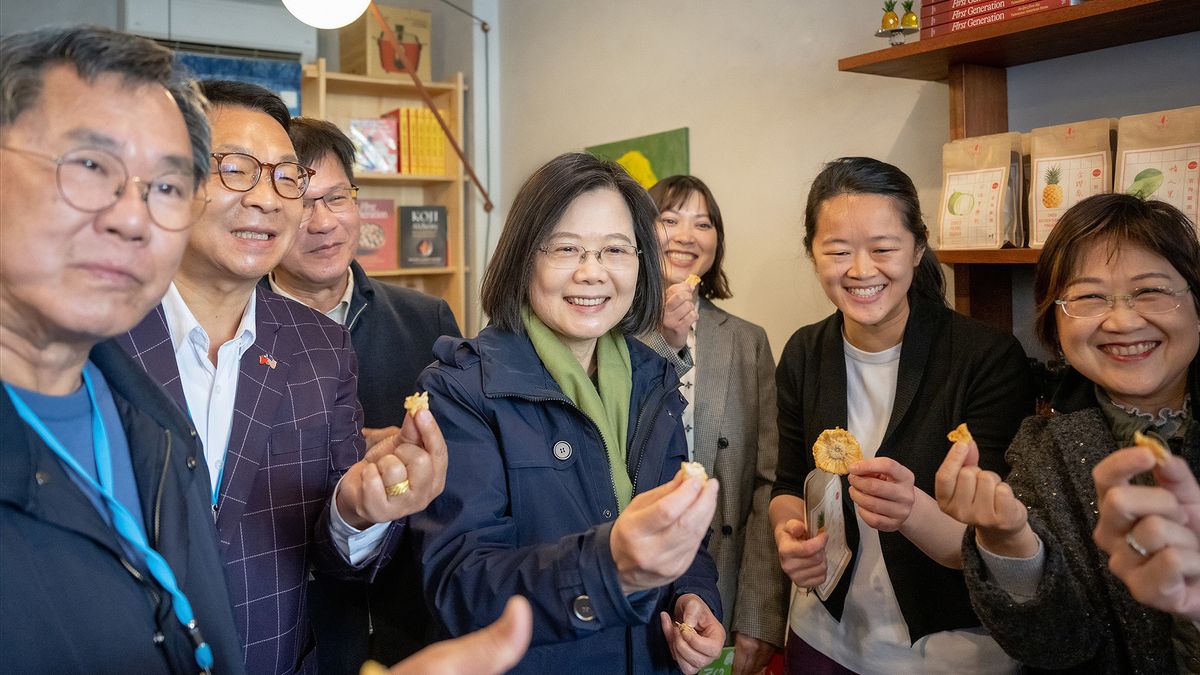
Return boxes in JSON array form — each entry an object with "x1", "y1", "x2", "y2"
[
  {"x1": 269, "y1": 268, "x2": 355, "y2": 326},
  {"x1": 162, "y1": 283, "x2": 386, "y2": 564}
]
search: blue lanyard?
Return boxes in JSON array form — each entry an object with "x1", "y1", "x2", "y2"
[{"x1": 5, "y1": 371, "x2": 214, "y2": 673}]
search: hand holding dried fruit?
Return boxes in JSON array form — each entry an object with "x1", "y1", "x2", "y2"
[
  {"x1": 934, "y1": 425, "x2": 1035, "y2": 557},
  {"x1": 1093, "y1": 446, "x2": 1200, "y2": 621},
  {"x1": 609, "y1": 466, "x2": 718, "y2": 594},
  {"x1": 660, "y1": 593, "x2": 725, "y2": 675},
  {"x1": 660, "y1": 279, "x2": 700, "y2": 350}
]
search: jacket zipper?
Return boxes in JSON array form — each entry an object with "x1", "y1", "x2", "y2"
[{"x1": 154, "y1": 428, "x2": 171, "y2": 548}]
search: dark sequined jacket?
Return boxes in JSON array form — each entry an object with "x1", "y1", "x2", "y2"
[{"x1": 962, "y1": 355, "x2": 1200, "y2": 673}]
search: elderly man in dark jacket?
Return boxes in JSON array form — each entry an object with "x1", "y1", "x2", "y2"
[
  {"x1": 0, "y1": 26, "x2": 243, "y2": 674},
  {"x1": 265, "y1": 117, "x2": 461, "y2": 673}
]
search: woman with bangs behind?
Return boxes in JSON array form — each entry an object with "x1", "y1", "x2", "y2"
[{"x1": 643, "y1": 175, "x2": 790, "y2": 674}]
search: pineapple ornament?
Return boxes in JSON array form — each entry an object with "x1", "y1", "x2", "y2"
[
  {"x1": 876, "y1": 0, "x2": 919, "y2": 45},
  {"x1": 1042, "y1": 165, "x2": 1064, "y2": 209},
  {"x1": 881, "y1": 0, "x2": 900, "y2": 30}
]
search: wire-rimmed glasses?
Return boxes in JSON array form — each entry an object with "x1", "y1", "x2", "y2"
[
  {"x1": 1, "y1": 144, "x2": 200, "y2": 231},
  {"x1": 301, "y1": 185, "x2": 359, "y2": 222},
  {"x1": 537, "y1": 242, "x2": 641, "y2": 271},
  {"x1": 1055, "y1": 286, "x2": 1192, "y2": 318},
  {"x1": 210, "y1": 152, "x2": 315, "y2": 199}
]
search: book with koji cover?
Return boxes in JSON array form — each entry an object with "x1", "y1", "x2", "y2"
[
  {"x1": 399, "y1": 205, "x2": 448, "y2": 268},
  {"x1": 356, "y1": 198, "x2": 398, "y2": 271}
]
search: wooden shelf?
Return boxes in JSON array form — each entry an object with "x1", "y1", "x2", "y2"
[
  {"x1": 302, "y1": 63, "x2": 457, "y2": 97},
  {"x1": 839, "y1": 0, "x2": 1199, "y2": 81},
  {"x1": 355, "y1": 171, "x2": 457, "y2": 186},
  {"x1": 366, "y1": 267, "x2": 458, "y2": 278},
  {"x1": 936, "y1": 248, "x2": 1041, "y2": 264}
]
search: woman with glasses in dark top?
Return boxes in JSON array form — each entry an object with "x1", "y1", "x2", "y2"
[
  {"x1": 409, "y1": 153, "x2": 723, "y2": 674},
  {"x1": 936, "y1": 193, "x2": 1200, "y2": 673}
]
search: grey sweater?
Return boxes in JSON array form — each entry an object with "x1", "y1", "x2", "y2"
[{"x1": 962, "y1": 360, "x2": 1200, "y2": 673}]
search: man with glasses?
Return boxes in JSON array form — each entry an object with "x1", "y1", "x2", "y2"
[
  {"x1": 264, "y1": 117, "x2": 461, "y2": 672},
  {"x1": 119, "y1": 80, "x2": 448, "y2": 675},
  {"x1": 0, "y1": 26, "x2": 244, "y2": 673}
]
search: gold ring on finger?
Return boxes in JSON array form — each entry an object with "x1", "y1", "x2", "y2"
[{"x1": 385, "y1": 480, "x2": 411, "y2": 497}]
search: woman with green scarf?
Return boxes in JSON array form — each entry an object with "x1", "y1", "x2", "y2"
[{"x1": 409, "y1": 153, "x2": 724, "y2": 674}]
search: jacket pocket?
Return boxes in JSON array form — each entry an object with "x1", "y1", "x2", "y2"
[{"x1": 269, "y1": 425, "x2": 330, "y2": 455}]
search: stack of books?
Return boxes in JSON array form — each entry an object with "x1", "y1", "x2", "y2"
[
  {"x1": 383, "y1": 107, "x2": 449, "y2": 176},
  {"x1": 919, "y1": 0, "x2": 1079, "y2": 39}
]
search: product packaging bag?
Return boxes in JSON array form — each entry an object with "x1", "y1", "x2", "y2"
[
  {"x1": 1028, "y1": 118, "x2": 1116, "y2": 247},
  {"x1": 939, "y1": 131, "x2": 1026, "y2": 249},
  {"x1": 1115, "y1": 105, "x2": 1200, "y2": 228}
]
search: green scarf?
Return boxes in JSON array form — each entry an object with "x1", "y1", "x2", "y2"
[{"x1": 522, "y1": 306, "x2": 633, "y2": 510}]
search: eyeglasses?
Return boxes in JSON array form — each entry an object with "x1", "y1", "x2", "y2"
[
  {"x1": 1, "y1": 144, "x2": 199, "y2": 231},
  {"x1": 1055, "y1": 286, "x2": 1192, "y2": 319},
  {"x1": 538, "y1": 242, "x2": 641, "y2": 271},
  {"x1": 210, "y1": 152, "x2": 315, "y2": 199},
  {"x1": 301, "y1": 185, "x2": 359, "y2": 222}
]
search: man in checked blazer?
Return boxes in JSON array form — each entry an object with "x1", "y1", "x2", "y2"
[{"x1": 119, "y1": 80, "x2": 448, "y2": 675}]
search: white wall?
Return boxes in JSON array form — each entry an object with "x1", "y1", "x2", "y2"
[{"x1": 497, "y1": 0, "x2": 949, "y2": 358}]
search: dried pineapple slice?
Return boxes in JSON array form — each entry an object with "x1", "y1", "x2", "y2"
[
  {"x1": 1133, "y1": 430, "x2": 1170, "y2": 465},
  {"x1": 681, "y1": 461, "x2": 708, "y2": 480},
  {"x1": 947, "y1": 422, "x2": 973, "y2": 445},
  {"x1": 812, "y1": 427, "x2": 862, "y2": 475},
  {"x1": 404, "y1": 391, "x2": 429, "y2": 417},
  {"x1": 685, "y1": 273, "x2": 702, "y2": 288}
]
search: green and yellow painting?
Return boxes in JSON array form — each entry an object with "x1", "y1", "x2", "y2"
[{"x1": 586, "y1": 128, "x2": 689, "y2": 189}]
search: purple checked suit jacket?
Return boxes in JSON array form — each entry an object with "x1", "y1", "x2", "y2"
[{"x1": 118, "y1": 287, "x2": 397, "y2": 675}]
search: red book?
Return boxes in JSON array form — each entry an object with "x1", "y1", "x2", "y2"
[
  {"x1": 924, "y1": 0, "x2": 1042, "y2": 27},
  {"x1": 355, "y1": 198, "x2": 398, "y2": 272},
  {"x1": 920, "y1": 0, "x2": 1070, "y2": 38},
  {"x1": 921, "y1": 0, "x2": 1010, "y2": 19}
]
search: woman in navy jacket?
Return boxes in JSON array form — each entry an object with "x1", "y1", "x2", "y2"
[{"x1": 411, "y1": 153, "x2": 723, "y2": 674}]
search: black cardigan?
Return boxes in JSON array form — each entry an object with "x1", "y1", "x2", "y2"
[{"x1": 772, "y1": 297, "x2": 1035, "y2": 642}]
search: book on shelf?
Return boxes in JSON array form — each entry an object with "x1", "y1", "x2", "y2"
[
  {"x1": 399, "y1": 205, "x2": 448, "y2": 268},
  {"x1": 356, "y1": 198, "x2": 398, "y2": 272},
  {"x1": 347, "y1": 118, "x2": 398, "y2": 174},
  {"x1": 922, "y1": 0, "x2": 1043, "y2": 26},
  {"x1": 381, "y1": 107, "x2": 449, "y2": 175},
  {"x1": 920, "y1": 0, "x2": 1070, "y2": 38}
]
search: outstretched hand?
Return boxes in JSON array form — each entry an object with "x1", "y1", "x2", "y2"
[
  {"x1": 337, "y1": 409, "x2": 448, "y2": 529},
  {"x1": 610, "y1": 468, "x2": 719, "y2": 594},
  {"x1": 1093, "y1": 447, "x2": 1200, "y2": 620}
]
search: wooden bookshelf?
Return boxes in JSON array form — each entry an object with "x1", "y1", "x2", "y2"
[
  {"x1": 839, "y1": 0, "x2": 1198, "y2": 330},
  {"x1": 301, "y1": 58, "x2": 466, "y2": 329}
]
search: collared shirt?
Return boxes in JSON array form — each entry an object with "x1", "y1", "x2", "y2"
[
  {"x1": 162, "y1": 282, "x2": 256, "y2": 496},
  {"x1": 269, "y1": 269, "x2": 355, "y2": 326},
  {"x1": 680, "y1": 324, "x2": 697, "y2": 461},
  {"x1": 163, "y1": 283, "x2": 386, "y2": 564}
]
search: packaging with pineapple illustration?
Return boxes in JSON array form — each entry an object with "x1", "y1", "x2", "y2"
[
  {"x1": 939, "y1": 132, "x2": 1026, "y2": 249},
  {"x1": 1115, "y1": 105, "x2": 1200, "y2": 227},
  {"x1": 1028, "y1": 118, "x2": 1116, "y2": 248}
]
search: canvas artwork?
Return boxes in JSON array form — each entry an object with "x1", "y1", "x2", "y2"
[{"x1": 586, "y1": 128, "x2": 690, "y2": 189}]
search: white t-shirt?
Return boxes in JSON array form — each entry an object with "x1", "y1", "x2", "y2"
[{"x1": 788, "y1": 338, "x2": 1017, "y2": 674}]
